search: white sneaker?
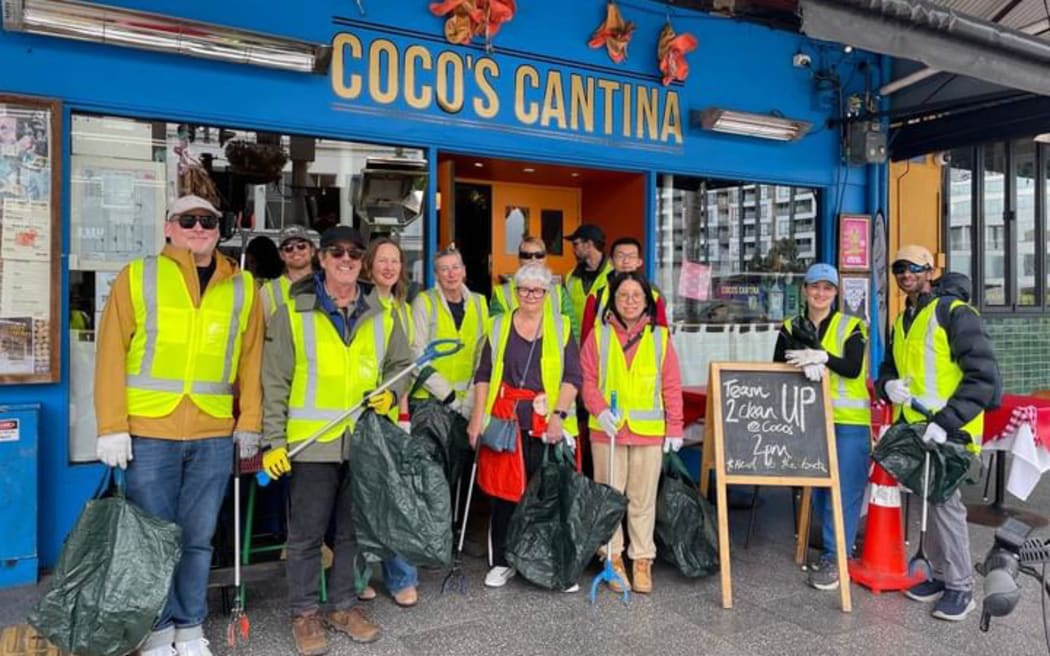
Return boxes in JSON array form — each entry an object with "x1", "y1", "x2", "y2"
[
  {"x1": 484, "y1": 566, "x2": 516, "y2": 588},
  {"x1": 563, "y1": 583, "x2": 580, "y2": 593},
  {"x1": 137, "y1": 646, "x2": 175, "y2": 656},
  {"x1": 174, "y1": 638, "x2": 212, "y2": 656}
]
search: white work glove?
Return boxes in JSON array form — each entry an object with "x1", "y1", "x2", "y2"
[
  {"x1": 785, "y1": 349, "x2": 829, "y2": 367},
  {"x1": 97, "y1": 432, "x2": 133, "y2": 469},
  {"x1": 398, "y1": 419, "x2": 412, "y2": 433},
  {"x1": 597, "y1": 409, "x2": 620, "y2": 438},
  {"x1": 562, "y1": 432, "x2": 577, "y2": 452},
  {"x1": 233, "y1": 431, "x2": 261, "y2": 459},
  {"x1": 663, "y1": 437, "x2": 683, "y2": 453},
  {"x1": 922, "y1": 422, "x2": 947, "y2": 444},
  {"x1": 802, "y1": 363, "x2": 825, "y2": 382},
  {"x1": 885, "y1": 378, "x2": 912, "y2": 405}
]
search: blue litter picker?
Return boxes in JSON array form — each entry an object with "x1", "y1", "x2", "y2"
[
  {"x1": 256, "y1": 338, "x2": 464, "y2": 486},
  {"x1": 590, "y1": 391, "x2": 630, "y2": 605}
]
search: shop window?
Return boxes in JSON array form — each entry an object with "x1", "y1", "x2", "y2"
[
  {"x1": 504, "y1": 206, "x2": 527, "y2": 254},
  {"x1": 1015, "y1": 142, "x2": 1037, "y2": 305},
  {"x1": 67, "y1": 112, "x2": 427, "y2": 462},
  {"x1": 540, "y1": 209, "x2": 563, "y2": 255},
  {"x1": 983, "y1": 143, "x2": 1007, "y2": 306},
  {"x1": 656, "y1": 174, "x2": 819, "y2": 385}
]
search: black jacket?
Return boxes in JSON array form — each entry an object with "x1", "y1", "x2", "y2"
[{"x1": 876, "y1": 273, "x2": 999, "y2": 433}]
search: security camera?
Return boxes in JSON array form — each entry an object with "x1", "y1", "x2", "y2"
[{"x1": 793, "y1": 52, "x2": 812, "y2": 68}]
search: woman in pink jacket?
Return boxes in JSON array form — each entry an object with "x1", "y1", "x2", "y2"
[{"x1": 580, "y1": 271, "x2": 684, "y2": 595}]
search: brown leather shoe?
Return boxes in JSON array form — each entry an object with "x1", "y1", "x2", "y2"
[
  {"x1": 324, "y1": 607, "x2": 380, "y2": 644},
  {"x1": 607, "y1": 555, "x2": 631, "y2": 593},
  {"x1": 393, "y1": 586, "x2": 418, "y2": 607},
  {"x1": 292, "y1": 612, "x2": 329, "y2": 656},
  {"x1": 633, "y1": 558, "x2": 653, "y2": 594}
]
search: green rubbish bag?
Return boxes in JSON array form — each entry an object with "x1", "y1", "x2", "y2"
[
  {"x1": 28, "y1": 470, "x2": 182, "y2": 656},
  {"x1": 872, "y1": 422, "x2": 977, "y2": 503},
  {"x1": 407, "y1": 399, "x2": 473, "y2": 489},
  {"x1": 349, "y1": 410, "x2": 453, "y2": 568},
  {"x1": 506, "y1": 444, "x2": 627, "y2": 590},
  {"x1": 655, "y1": 453, "x2": 719, "y2": 578}
]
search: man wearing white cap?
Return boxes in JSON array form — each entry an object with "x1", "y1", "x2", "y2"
[
  {"x1": 94, "y1": 194, "x2": 264, "y2": 656},
  {"x1": 261, "y1": 225, "x2": 319, "y2": 324},
  {"x1": 876, "y1": 244, "x2": 999, "y2": 622}
]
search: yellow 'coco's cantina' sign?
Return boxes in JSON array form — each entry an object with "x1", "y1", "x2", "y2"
[{"x1": 330, "y1": 32, "x2": 685, "y2": 145}]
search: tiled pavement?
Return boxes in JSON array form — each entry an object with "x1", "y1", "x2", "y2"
[{"x1": 3, "y1": 461, "x2": 1049, "y2": 656}]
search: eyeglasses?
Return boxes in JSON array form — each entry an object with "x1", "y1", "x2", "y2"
[
  {"x1": 281, "y1": 241, "x2": 311, "y2": 254},
  {"x1": 612, "y1": 251, "x2": 639, "y2": 262},
  {"x1": 436, "y1": 263, "x2": 464, "y2": 274},
  {"x1": 615, "y1": 292, "x2": 645, "y2": 303},
  {"x1": 171, "y1": 214, "x2": 218, "y2": 230},
  {"x1": 517, "y1": 286, "x2": 547, "y2": 299},
  {"x1": 518, "y1": 251, "x2": 545, "y2": 260},
  {"x1": 324, "y1": 246, "x2": 364, "y2": 260},
  {"x1": 891, "y1": 261, "x2": 930, "y2": 275}
]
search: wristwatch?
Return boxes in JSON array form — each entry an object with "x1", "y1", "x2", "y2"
[{"x1": 554, "y1": 409, "x2": 569, "y2": 420}]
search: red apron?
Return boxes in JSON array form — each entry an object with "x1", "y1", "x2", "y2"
[{"x1": 477, "y1": 383, "x2": 547, "y2": 503}]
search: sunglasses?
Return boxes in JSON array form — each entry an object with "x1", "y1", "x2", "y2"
[
  {"x1": 171, "y1": 214, "x2": 218, "y2": 230},
  {"x1": 517, "y1": 286, "x2": 547, "y2": 299},
  {"x1": 324, "y1": 246, "x2": 364, "y2": 260},
  {"x1": 891, "y1": 261, "x2": 930, "y2": 275},
  {"x1": 281, "y1": 241, "x2": 311, "y2": 254},
  {"x1": 519, "y1": 250, "x2": 545, "y2": 260}
]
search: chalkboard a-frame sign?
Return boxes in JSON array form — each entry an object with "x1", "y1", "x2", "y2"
[{"x1": 704, "y1": 362, "x2": 852, "y2": 613}]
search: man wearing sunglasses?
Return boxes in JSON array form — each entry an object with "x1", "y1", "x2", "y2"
[
  {"x1": 260, "y1": 225, "x2": 319, "y2": 324},
  {"x1": 261, "y1": 225, "x2": 412, "y2": 654},
  {"x1": 876, "y1": 244, "x2": 999, "y2": 623},
  {"x1": 94, "y1": 194, "x2": 264, "y2": 656},
  {"x1": 490, "y1": 235, "x2": 573, "y2": 320}
]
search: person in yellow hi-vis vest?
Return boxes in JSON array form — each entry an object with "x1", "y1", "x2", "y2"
[
  {"x1": 563, "y1": 224, "x2": 612, "y2": 340},
  {"x1": 94, "y1": 194, "x2": 263, "y2": 656},
  {"x1": 360, "y1": 236, "x2": 420, "y2": 609},
  {"x1": 876, "y1": 245, "x2": 999, "y2": 623},
  {"x1": 773, "y1": 263, "x2": 870, "y2": 593},
  {"x1": 581, "y1": 271, "x2": 684, "y2": 595},
  {"x1": 410, "y1": 247, "x2": 488, "y2": 420},
  {"x1": 261, "y1": 226, "x2": 412, "y2": 655},
  {"x1": 490, "y1": 235, "x2": 573, "y2": 321},
  {"x1": 260, "y1": 225, "x2": 318, "y2": 324}
]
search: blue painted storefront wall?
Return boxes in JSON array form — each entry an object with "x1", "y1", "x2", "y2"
[{"x1": 0, "y1": 0, "x2": 884, "y2": 568}]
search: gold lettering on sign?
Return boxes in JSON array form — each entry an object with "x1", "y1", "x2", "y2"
[
  {"x1": 540, "y1": 71, "x2": 567, "y2": 129},
  {"x1": 637, "y1": 86, "x2": 659, "y2": 141},
  {"x1": 515, "y1": 66, "x2": 540, "y2": 125},
  {"x1": 331, "y1": 33, "x2": 362, "y2": 99},
  {"x1": 435, "y1": 51, "x2": 465, "y2": 113},
  {"x1": 369, "y1": 39, "x2": 399, "y2": 104},
  {"x1": 661, "y1": 92, "x2": 683, "y2": 144},
  {"x1": 597, "y1": 79, "x2": 619, "y2": 136},
  {"x1": 569, "y1": 75, "x2": 594, "y2": 133},
  {"x1": 473, "y1": 58, "x2": 500, "y2": 118},
  {"x1": 404, "y1": 45, "x2": 433, "y2": 109}
]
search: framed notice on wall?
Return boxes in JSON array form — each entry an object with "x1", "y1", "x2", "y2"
[
  {"x1": 838, "y1": 214, "x2": 871, "y2": 272},
  {"x1": 0, "y1": 95, "x2": 61, "y2": 384}
]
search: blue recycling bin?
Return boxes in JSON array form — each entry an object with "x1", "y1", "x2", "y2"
[{"x1": 0, "y1": 403, "x2": 39, "y2": 588}]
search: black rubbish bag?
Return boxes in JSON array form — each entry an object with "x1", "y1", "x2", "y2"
[
  {"x1": 408, "y1": 399, "x2": 473, "y2": 488},
  {"x1": 28, "y1": 470, "x2": 182, "y2": 656},
  {"x1": 505, "y1": 444, "x2": 627, "y2": 590},
  {"x1": 872, "y1": 422, "x2": 977, "y2": 503},
  {"x1": 655, "y1": 453, "x2": 719, "y2": 578},
  {"x1": 349, "y1": 410, "x2": 453, "y2": 568}
]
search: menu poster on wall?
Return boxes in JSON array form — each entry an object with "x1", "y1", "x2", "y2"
[
  {"x1": 0, "y1": 317, "x2": 34, "y2": 375},
  {"x1": 1, "y1": 198, "x2": 50, "y2": 261}
]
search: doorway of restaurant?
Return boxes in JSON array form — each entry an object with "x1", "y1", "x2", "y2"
[{"x1": 437, "y1": 154, "x2": 646, "y2": 299}]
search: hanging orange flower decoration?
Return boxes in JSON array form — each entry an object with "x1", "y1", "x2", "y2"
[
  {"x1": 588, "y1": 0, "x2": 635, "y2": 64},
  {"x1": 657, "y1": 22, "x2": 697, "y2": 86},
  {"x1": 429, "y1": 0, "x2": 517, "y2": 48}
]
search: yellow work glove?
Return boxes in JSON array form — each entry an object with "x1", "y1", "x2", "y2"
[
  {"x1": 367, "y1": 390, "x2": 396, "y2": 415},
  {"x1": 262, "y1": 447, "x2": 291, "y2": 480}
]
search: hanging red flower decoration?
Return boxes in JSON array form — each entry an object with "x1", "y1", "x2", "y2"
[
  {"x1": 657, "y1": 23, "x2": 697, "y2": 86},
  {"x1": 588, "y1": 0, "x2": 635, "y2": 64},
  {"x1": 430, "y1": 0, "x2": 517, "y2": 48}
]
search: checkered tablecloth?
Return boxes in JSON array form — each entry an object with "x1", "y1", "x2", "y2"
[{"x1": 982, "y1": 398, "x2": 1050, "y2": 501}]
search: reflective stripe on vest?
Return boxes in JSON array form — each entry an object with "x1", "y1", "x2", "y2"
[
  {"x1": 125, "y1": 256, "x2": 251, "y2": 418},
  {"x1": 566, "y1": 260, "x2": 612, "y2": 339},
  {"x1": 588, "y1": 324, "x2": 667, "y2": 436},
  {"x1": 413, "y1": 289, "x2": 487, "y2": 398},
  {"x1": 482, "y1": 313, "x2": 578, "y2": 435},
  {"x1": 783, "y1": 313, "x2": 870, "y2": 425},
  {"x1": 262, "y1": 277, "x2": 291, "y2": 317}
]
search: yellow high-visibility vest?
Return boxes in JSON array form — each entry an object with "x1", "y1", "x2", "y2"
[
  {"x1": 411, "y1": 289, "x2": 488, "y2": 402},
  {"x1": 285, "y1": 306, "x2": 386, "y2": 444},
  {"x1": 261, "y1": 276, "x2": 292, "y2": 319},
  {"x1": 892, "y1": 299, "x2": 983, "y2": 440},
  {"x1": 126, "y1": 256, "x2": 254, "y2": 418},
  {"x1": 565, "y1": 259, "x2": 613, "y2": 339},
  {"x1": 483, "y1": 312, "x2": 579, "y2": 435},
  {"x1": 377, "y1": 295, "x2": 411, "y2": 421},
  {"x1": 587, "y1": 323, "x2": 668, "y2": 437},
  {"x1": 784, "y1": 313, "x2": 871, "y2": 426}
]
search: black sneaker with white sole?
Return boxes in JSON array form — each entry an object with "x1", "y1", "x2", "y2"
[
  {"x1": 807, "y1": 556, "x2": 840, "y2": 591},
  {"x1": 932, "y1": 589, "x2": 975, "y2": 621},
  {"x1": 904, "y1": 578, "x2": 945, "y2": 602}
]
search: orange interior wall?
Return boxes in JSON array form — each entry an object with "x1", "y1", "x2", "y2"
[
  {"x1": 888, "y1": 155, "x2": 943, "y2": 319},
  {"x1": 580, "y1": 174, "x2": 646, "y2": 255}
]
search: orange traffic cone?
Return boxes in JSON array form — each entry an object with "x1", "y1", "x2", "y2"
[{"x1": 848, "y1": 460, "x2": 926, "y2": 593}]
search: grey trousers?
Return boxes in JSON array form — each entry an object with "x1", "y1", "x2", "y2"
[{"x1": 926, "y1": 488, "x2": 974, "y2": 591}]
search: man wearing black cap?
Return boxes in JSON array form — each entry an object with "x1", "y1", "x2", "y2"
[
  {"x1": 261, "y1": 225, "x2": 319, "y2": 325},
  {"x1": 564, "y1": 224, "x2": 613, "y2": 339},
  {"x1": 261, "y1": 225, "x2": 412, "y2": 654}
]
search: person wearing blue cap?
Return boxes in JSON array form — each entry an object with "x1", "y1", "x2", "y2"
[{"x1": 772, "y1": 262, "x2": 870, "y2": 592}]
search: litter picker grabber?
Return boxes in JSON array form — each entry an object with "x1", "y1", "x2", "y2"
[
  {"x1": 228, "y1": 228, "x2": 251, "y2": 649},
  {"x1": 256, "y1": 338, "x2": 464, "y2": 486},
  {"x1": 908, "y1": 398, "x2": 938, "y2": 581},
  {"x1": 442, "y1": 450, "x2": 479, "y2": 594},
  {"x1": 589, "y1": 392, "x2": 630, "y2": 605}
]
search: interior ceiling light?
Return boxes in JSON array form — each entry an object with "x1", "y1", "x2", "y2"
[
  {"x1": 693, "y1": 108, "x2": 812, "y2": 142},
  {"x1": 523, "y1": 167, "x2": 536, "y2": 173},
  {"x1": 473, "y1": 161, "x2": 484, "y2": 167},
  {"x1": 2, "y1": 0, "x2": 332, "y2": 74}
]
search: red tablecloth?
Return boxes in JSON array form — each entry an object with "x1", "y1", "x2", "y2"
[
  {"x1": 983, "y1": 394, "x2": 1050, "y2": 450},
  {"x1": 682, "y1": 386, "x2": 706, "y2": 426}
]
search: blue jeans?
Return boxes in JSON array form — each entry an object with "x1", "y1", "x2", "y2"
[
  {"x1": 126, "y1": 436, "x2": 233, "y2": 632},
  {"x1": 812, "y1": 424, "x2": 871, "y2": 561},
  {"x1": 381, "y1": 555, "x2": 418, "y2": 594}
]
